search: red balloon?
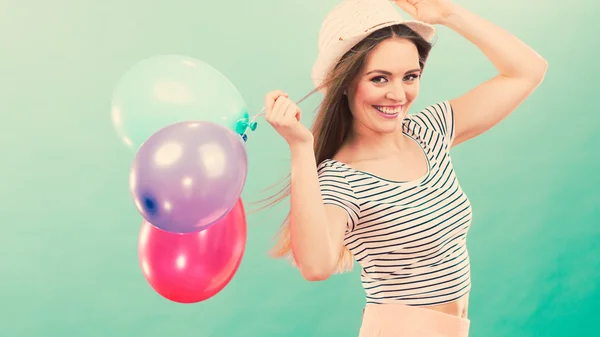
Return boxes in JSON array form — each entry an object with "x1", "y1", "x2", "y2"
[{"x1": 138, "y1": 199, "x2": 247, "y2": 303}]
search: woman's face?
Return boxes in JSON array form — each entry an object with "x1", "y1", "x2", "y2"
[{"x1": 346, "y1": 37, "x2": 422, "y2": 135}]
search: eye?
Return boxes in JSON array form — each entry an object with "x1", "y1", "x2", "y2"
[
  {"x1": 370, "y1": 76, "x2": 388, "y2": 84},
  {"x1": 371, "y1": 73, "x2": 420, "y2": 84},
  {"x1": 404, "y1": 73, "x2": 420, "y2": 81}
]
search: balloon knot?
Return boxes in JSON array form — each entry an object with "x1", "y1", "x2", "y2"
[{"x1": 235, "y1": 118, "x2": 249, "y2": 135}]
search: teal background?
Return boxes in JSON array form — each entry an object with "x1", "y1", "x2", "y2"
[{"x1": 1, "y1": 0, "x2": 598, "y2": 336}]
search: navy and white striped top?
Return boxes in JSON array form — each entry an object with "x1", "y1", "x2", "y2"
[{"x1": 317, "y1": 100, "x2": 473, "y2": 306}]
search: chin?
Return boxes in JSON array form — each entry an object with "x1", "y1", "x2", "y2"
[
  {"x1": 367, "y1": 117, "x2": 401, "y2": 134},
  {"x1": 375, "y1": 122, "x2": 402, "y2": 134}
]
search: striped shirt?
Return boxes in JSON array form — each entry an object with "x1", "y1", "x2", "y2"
[{"x1": 317, "y1": 100, "x2": 473, "y2": 306}]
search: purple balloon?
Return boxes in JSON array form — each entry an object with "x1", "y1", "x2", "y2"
[{"x1": 129, "y1": 121, "x2": 248, "y2": 233}]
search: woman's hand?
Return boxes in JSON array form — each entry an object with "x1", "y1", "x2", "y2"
[
  {"x1": 264, "y1": 90, "x2": 313, "y2": 147},
  {"x1": 393, "y1": 0, "x2": 457, "y2": 25}
]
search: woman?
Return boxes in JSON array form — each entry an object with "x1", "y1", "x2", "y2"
[{"x1": 261, "y1": 0, "x2": 547, "y2": 335}]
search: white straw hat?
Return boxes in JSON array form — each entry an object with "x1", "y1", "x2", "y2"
[{"x1": 311, "y1": 0, "x2": 436, "y2": 93}]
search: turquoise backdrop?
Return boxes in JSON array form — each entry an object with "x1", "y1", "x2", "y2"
[{"x1": 1, "y1": 0, "x2": 598, "y2": 336}]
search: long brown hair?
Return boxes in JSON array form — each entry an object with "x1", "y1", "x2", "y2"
[{"x1": 254, "y1": 24, "x2": 434, "y2": 273}]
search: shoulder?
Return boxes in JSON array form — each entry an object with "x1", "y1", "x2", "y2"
[
  {"x1": 317, "y1": 159, "x2": 351, "y2": 177},
  {"x1": 317, "y1": 159, "x2": 357, "y2": 196},
  {"x1": 405, "y1": 100, "x2": 455, "y2": 144},
  {"x1": 407, "y1": 101, "x2": 452, "y2": 129}
]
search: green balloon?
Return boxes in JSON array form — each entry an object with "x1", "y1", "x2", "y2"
[{"x1": 111, "y1": 55, "x2": 249, "y2": 150}]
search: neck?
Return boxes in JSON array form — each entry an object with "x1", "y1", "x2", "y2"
[{"x1": 344, "y1": 122, "x2": 407, "y2": 159}]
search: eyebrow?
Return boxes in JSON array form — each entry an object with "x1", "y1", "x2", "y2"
[{"x1": 366, "y1": 68, "x2": 421, "y2": 76}]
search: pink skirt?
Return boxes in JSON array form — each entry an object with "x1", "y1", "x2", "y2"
[{"x1": 359, "y1": 303, "x2": 470, "y2": 337}]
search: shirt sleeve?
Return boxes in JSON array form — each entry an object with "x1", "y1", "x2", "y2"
[
  {"x1": 317, "y1": 161, "x2": 361, "y2": 232},
  {"x1": 412, "y1": 100, "x2": 455, "y2": 147}
]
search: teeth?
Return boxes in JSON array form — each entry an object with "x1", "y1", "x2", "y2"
[{"x1": 375, "y1": 106, "x2": 402, "y2": 115}]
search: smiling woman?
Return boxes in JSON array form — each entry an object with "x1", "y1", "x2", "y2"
[
  {"x1": 256, "y1": 0, "x2": 547, "y2": 336},
  {"x1": 345, "y1": 37, "x2": 425, "y2": 133}
]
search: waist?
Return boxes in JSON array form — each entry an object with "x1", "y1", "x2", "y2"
[
  {"x1": 360, "y1": 301, "x2": 470, "y2": 337},
  {"x1": 422, "y1": 292, "x2": 470, "y2": 318},
  {"x1": 364, "y1": 291, "x2": 470, "y2": 317}
]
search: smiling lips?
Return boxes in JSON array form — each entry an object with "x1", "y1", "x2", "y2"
[{"x1": 373, "y1": 105, "x2": 403, "y2": 118}]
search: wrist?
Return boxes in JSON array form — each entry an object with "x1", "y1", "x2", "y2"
[
  {"x1": 438, "y1": 2, "x2": 464, "y2": 26},
  {"x1": 288, "y1": 139, "x2": 314, "y2": 152},
  {"x1": 289, "y1": 139, "x2": 314, "y2": 154}
]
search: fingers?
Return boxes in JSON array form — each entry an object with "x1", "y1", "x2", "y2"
[
  {"x1": 285, "y1": 98, "x2": 301, "y2": 121},
  {"x1": 266, "y1": 95, "x2": 301, "y2": 126},
  {"x1": 264, "y1": 90, "x2": 288, "y2": 120},
  {"x1": 294, "y1": 103, "x2": 302, "y2": 121},
  {"x1": 394, "y1": 0, "x2": 417, "y2": 17},
  {"x1": 271, "y1": 96, "x2": 288, "y2": 123}
]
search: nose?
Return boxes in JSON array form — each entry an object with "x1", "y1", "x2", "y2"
[{"x1": 385, "y1": 83, "x2": 406, "y2": 102}]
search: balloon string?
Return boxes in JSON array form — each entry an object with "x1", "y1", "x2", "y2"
[
  {"x1": 239, "y1": 89, "x2": 317, "y2": 142},
  {"x1": 248, "y1": 90, "x2": 315, "y2": 124},
  {"x1": 249, "y1": 108, "x2": 265, "y2": 124}
]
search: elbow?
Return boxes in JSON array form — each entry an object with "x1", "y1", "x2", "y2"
[
  {"x1": 540, "y1": 57, "x2": 549, "y2": 73},
  {"x1": 535, "y1": 58, "x2": 549, "y2": 81},
  {"x1": 298, "y1": 262, "x2": 335, "y2": 282},
  {"x1": 529, "y1": 57, "x2": 549, "y2": 84},
  {"x1": 300, "y1": 268, "x2": 332, "y2": 282},
  {"x1": 510, "y1": 56, "x2": 548, "y2": 85},
  {"x1": 290, "y1": 239, "x2": 337, "y2": 282}
]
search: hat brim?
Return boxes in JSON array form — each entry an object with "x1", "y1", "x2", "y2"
[{"x1": 311, "y1": 20, "x2": 436, "y2": 92}]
